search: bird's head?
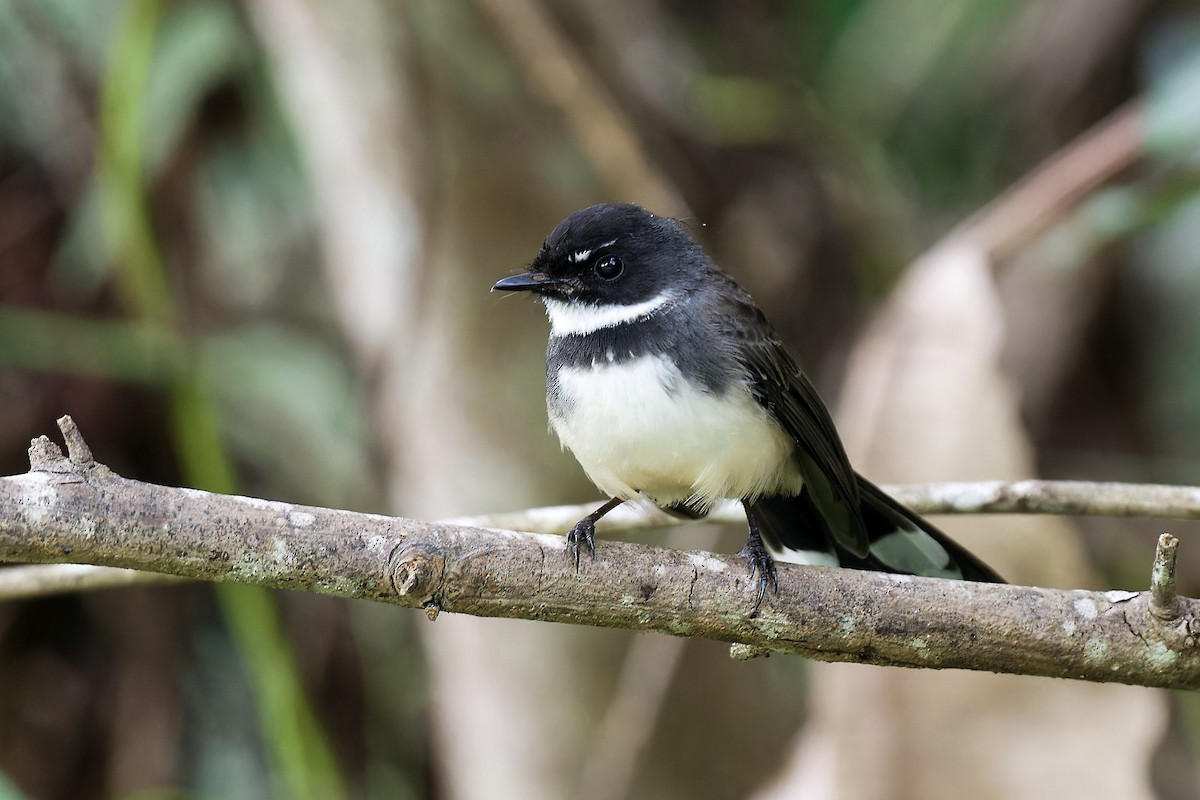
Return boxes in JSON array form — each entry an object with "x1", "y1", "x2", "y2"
[{"x1": 492, "y1": 204, "x2": 706, "y2": 312}]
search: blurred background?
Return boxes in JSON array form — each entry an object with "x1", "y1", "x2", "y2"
[{"x1": 2, "y1": 0, "x2": 1200, "y2": 798}]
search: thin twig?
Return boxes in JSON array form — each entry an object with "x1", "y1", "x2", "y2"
[
  {"x1": 0, "y1": 563, "x2": 184, "y2": 598},
  {"x1": 1151, "y1": 533, "x2": 1181, "y2": 620},
  {"x1": 455, "y1": 478, "x2": 1200, "y2": 535},
  {"x1": 888, "y1": 479, "x2": 1200, "y2": 521}
]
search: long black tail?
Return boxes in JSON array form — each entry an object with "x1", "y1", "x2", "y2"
[{"x1": 751, "y1": 474, "x2": 1003, "y2": 583}]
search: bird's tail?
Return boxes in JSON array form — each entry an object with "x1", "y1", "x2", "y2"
[{"x1": 752, "y1": 474, "x2": 1003, "y2": 583}]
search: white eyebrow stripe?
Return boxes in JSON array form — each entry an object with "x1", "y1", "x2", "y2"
[
  {"x1": 545, "y1": 292, "x2": 673, "y2": 337},
  {"x1": 569, "y1": 238, "x2": 619, "y2": 264}
]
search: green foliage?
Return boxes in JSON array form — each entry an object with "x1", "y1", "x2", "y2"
[
  {"x1": 0, "y1": 771, "x2": 29, "y2": 800},
  {"x1": 57, "y1": 1, "x2": 355, "y2": 796}
]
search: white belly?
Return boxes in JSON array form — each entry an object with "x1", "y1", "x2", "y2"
[{"x1": 549, "y1": 354, "x2": 801, "y2": 508}]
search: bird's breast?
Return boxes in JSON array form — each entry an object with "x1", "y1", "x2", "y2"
[{"x1": 548, "y1": 353, "x2": 801, "y2": 508}]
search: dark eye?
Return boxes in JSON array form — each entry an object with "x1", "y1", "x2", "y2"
[{"x1": 593, "y1": 255, "x2": 624, "y2": 281}]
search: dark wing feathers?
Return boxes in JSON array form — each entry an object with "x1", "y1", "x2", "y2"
[
  {"x1": 706, "y1": 273, "x2": 1003, "y2": 583},
  {"x1": 856, "y1": 476, "x2": 1004, "y2": 582},
  {"x1": 711, "y1": 275, "x2": 871, "y2": 557}
]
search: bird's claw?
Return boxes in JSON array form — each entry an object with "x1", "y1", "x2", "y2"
[
  {"x1": 566, "y1": 518, "x2": 597, "y2": 569},
  {"x1": 738, "y1": 539, "x2": 778, "y2": 616}
]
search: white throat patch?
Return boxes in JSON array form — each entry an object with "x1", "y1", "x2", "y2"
[{"x1": 544, "y1": 293, "x2": 673, "y2": 337}]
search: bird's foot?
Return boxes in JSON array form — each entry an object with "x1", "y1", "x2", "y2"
[
  {"x1": 563, "y1": 497, "x2": 622, "y2": 570},
  {"x1": 566, "y1": 518, "x2": 597, "y2": 570},
  {"x1": 738, "y1": 536, "x2": 778, "y2": 615}
]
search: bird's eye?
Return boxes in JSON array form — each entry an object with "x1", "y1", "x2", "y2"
[{"x1": 593, "y1": 255, "x2": 624, "y2": 281}]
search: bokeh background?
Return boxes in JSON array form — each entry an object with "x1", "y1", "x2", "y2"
[{"x1": 3, "y1": 1, "x2": 1200, "y2": 798}]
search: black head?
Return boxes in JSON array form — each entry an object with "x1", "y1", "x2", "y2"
[{"x1": 492, "y1": 204, "x2": 709, "y2": 306}]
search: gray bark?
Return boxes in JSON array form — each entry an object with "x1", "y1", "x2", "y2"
[{"x1": 3, "y1": 418, "x2": 1198, "y2": 691}]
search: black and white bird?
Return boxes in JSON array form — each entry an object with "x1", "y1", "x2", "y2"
[{"x1": 493, "y1": 203, "x2": 1001, "y2": 608}]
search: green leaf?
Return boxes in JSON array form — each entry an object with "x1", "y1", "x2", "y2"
[
  {"x1": 141, "y1": 2, "x2": 249, "y2": 173},
  {"x1": 1145, "y1": 25, "x2": 1200, "y2": 160}
]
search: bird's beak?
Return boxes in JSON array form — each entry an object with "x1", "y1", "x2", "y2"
[{"x1": 492, "y1": 271, "x2": 556, "y2": 293}]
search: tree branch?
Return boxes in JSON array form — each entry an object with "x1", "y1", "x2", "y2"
[
  {"x1": 3, "y1": 417, "x2": 1199, "y2": 689},
  {"x1": 449, "y1": 478, "x2": 1200, "y2": 535},
  {"x1": 5, "y1": 475, "x2": 1194, "y2": 602}
]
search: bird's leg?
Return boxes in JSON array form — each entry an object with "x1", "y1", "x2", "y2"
[
  {"x1": 739, "y1": 501, "x2": 779, "y2": 614},
  {"x1": 567, "y1": 497, "x2": 624, "y2": 569}
]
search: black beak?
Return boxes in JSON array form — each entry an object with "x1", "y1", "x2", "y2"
[{"x1": 492, "y1": 271, "x2": 556, "y2": 293}]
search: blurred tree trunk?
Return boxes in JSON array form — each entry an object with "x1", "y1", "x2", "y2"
[
  {"x1": 390, "y1": 194, "x2": 619, "y2": 800},
  {"x1": 246, "y1": 2, "x2": 609, "y2": 797}
]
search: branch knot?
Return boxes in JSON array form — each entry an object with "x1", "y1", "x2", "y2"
[{"x1": 389, "y1": 541, "x2": 447, "y2": 619}]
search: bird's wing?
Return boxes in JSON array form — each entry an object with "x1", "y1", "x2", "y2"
[{"x1": 714, "y1": 278, "x2": 870, "y2": 557}]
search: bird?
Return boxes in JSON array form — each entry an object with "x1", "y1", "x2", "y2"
[{"x1": 492, "y1": 202, "x2": 1002, "y2": 610}]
